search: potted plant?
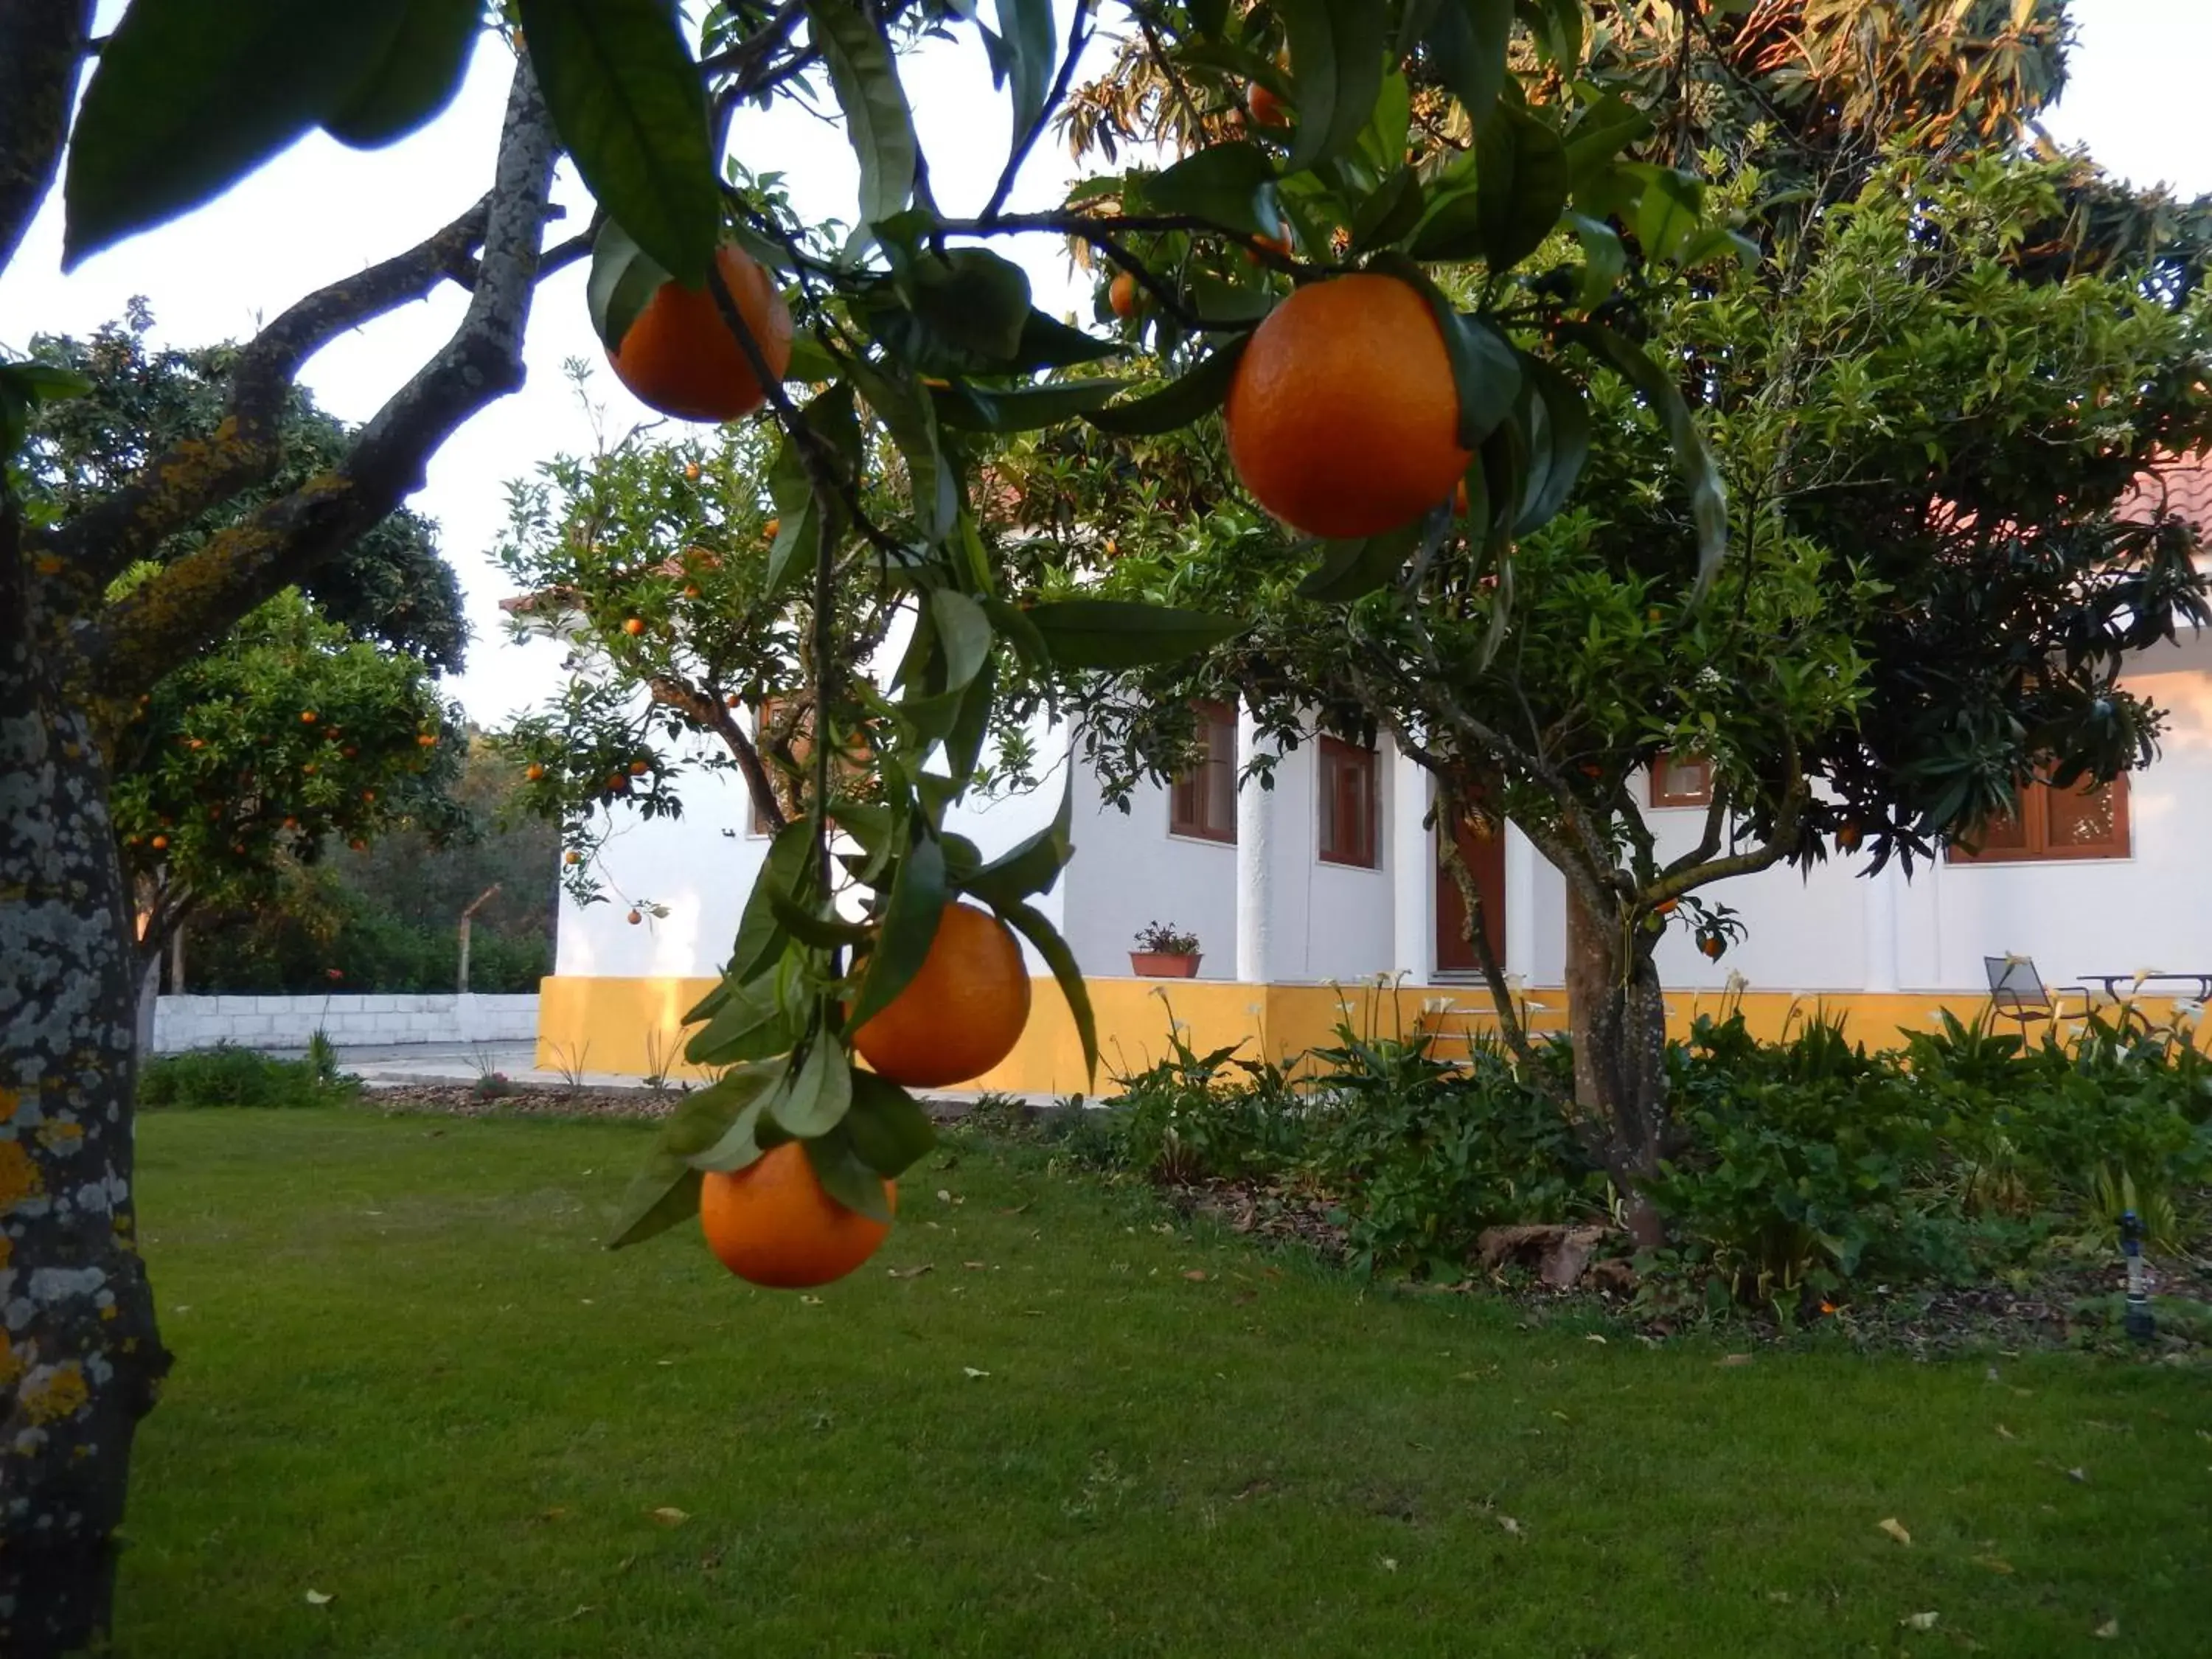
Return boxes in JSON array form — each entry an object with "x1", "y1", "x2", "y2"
[{"x1": 1130, "y1": 921, "x2": 1202, "y2": 978}]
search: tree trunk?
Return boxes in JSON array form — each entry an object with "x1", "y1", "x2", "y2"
[
  {"x1": 1563, "y1": 885, "x2": 1672, "y2": 1248},
  {"x1": 1, "y1": 630, "x2": 170, "y2": 1654}
]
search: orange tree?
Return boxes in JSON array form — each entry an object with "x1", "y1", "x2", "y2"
[
  {"x1": 1003, "y1": 9, "x2": 2212, "y2": 1246},
  {"x1": 0, "y1": 2, "x2": 1732, "y2": 1645},
  {"x1": 19, "y1": 314, "x2": 470, "y2": 1022}
]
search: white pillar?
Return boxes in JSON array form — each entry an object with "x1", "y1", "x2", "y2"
[
  {"x1": 1862, "y1": 857, "x2": 1902, "y2": 993},
  {"x1": 1388, "y1": 745, "x2": 1432, "y2": 982},
  {"x1": 1234, "y1": 711, "x2": 1277, "y2": 984},
  {"x1": 1504, "y1": 824, "x2": 1539, "y2": 981}
]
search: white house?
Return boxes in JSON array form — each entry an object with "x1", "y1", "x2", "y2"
[{"x1": 537, "y1": 470, "x2": 2212, "y2": 1089}]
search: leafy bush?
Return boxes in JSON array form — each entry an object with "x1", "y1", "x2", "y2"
[
  {"x1": 139, "y1": 1042, "x2": 357, "y2": 1110},
  {"x1": 1066, "y1": 996, "x2": 2211, "y2": 1300}
]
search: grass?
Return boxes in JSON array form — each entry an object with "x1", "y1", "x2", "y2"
[{"x1": 121, "y1": 1109, "x2": 2211, "y2": 1658}]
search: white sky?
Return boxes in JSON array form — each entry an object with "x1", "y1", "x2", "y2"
[{"x1": 2, "y1": 0, "x2": 2204, "y2": 728}]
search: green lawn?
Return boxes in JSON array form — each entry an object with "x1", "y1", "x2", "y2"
[{"x1": 121, "y1": 1109, "x2": 2208, "y2": 1658}]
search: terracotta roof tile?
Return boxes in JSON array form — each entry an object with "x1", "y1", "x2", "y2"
[{"x1": 2117, "y1": 448, "x2": 2212, "y2": 529}]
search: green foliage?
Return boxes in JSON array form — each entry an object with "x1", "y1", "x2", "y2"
[{"x1": 137, "y1": 1043, "x2": 357, "y2": 1110}]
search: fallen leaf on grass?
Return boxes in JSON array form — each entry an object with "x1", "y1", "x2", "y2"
[
  {"x1": 1377, "y1": 1556, "x2": 1399, "y2": 1572},
  {"x1": 1877, "y1": 1517, "x2": 1912, "y2": 1545},
  {"x1": 2095, "y1": 1618, "x2": 2120, "y2": 1639},
  {"x1": 964, "y1": 1261, "x2": 988, "y2": 1270},
  {"x1": 1995, "y1": 1423, "x2": 2016, "y2": 1440},
  {"x1": 1767, "y1": 1591, "x2": 1791, "y2": 1604},
  {"x1": 1498, "y1": 1515, "x2": 1523, "y2": 1537},
  {"x1": 886, "y1": 1264, "x2": 933, "y2": 1279},
  {"x1": 648, "y1": 1507, "x2": 689, "y2": 1527},
  {"x1": 1972, "y1": 1556, "x2": 2014, "y2": 1575},
  {"x1": 2066, "y1": 1467, "x2": 2089, "y2": 1484},
  {"x1": 799, "y1": 1295, "x2": 824, "y2": 1307},
  {"x1": 1183, "y1": 1270, "x2": 1210, "y2": 1282},
  {"x1": 1899, "y1": 1611, "x2": 1939, "y2": 1632},
  {"x1": 962, "y1": 1366, "x2": 991, "y2": 1379},
  {"x1": 1718, "y1": 1354, "x2": 1754, "y2": 1367},
  {"x1": 1584, "y1": 1334, "x2": 1607, "y2": 1344},
  {"x1": 997, "y1": 1200, "x2": 1033, "y2": 1216},
  {"x1": 304, "y1": 1590, "x2": 334, "y2": 1607}
]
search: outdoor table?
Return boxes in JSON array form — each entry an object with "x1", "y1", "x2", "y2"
[{"x1": 2079, "y1": 972, "x2": 2212, "y2": 1003}]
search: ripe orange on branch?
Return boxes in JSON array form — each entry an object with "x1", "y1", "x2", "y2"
[
  {"x1": 608, "y1": 245, "x2": 793, "y2": 423},
  {"x1": 1108, "y1": 271, "x2": 1139, "y2": 319},
  {"x1": 700, "y1": 1141, "x2": 894, "y2": 1289},
  {"x1": 1226, "y1": 274, "x2": 1474, "y2": 540},
  {"x1": 850, "y1": 902, "x2": 1032, "y2": 1088}
]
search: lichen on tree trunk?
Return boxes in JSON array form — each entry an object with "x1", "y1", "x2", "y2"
[
  {"x1": 0, "y1": 625, "x2": 170, "y2": 1658},
  {"x1": 1562, "y1": 885, "x2": 1672, "y2": 1249}
]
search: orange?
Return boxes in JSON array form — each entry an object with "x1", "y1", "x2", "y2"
[
  {"x1": 526, "y1": 762, "x2": 546, "y2": 781},
  {"x1": 1225, "y1": 274, "x2": 1473, "y2": 539},
  {"x1": 627, "y1": 908, "x2": 641, "y2": 925},
  {"x1": 1700, "y1": 936, "x2": 1725, "y2": 959},
  {"x1": 1249, "y1": 81, "x2": 1287, "y2": 127},
  {"x1": 700, "y1": 1140, "x2": 894, "y2": 1288},
  {"x1": 762, "y1": 517, "x2": 781, "y2": 540},
  {"x1": 1109, "y1": 271, "x2": 1139, "y2": 318},
  {"x1": 622, "y1": 617, "x2": 645, "y2": 636},
  {"x1": 608, "y1": 244, "x2": 793, "y2": 423},
  {"x1": 850, "y1": 902, "x2": 1032, "y2": 1088}
]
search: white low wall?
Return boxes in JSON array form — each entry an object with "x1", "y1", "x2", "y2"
[{"x1": 152, "y1": 993, "x2": 540, "y2": 1053}]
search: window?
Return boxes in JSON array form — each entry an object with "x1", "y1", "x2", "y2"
[
  {"x1": 1648, "y1": 751, "x2": 1713, "y2": 808},
  {"x1": 1168, "y1": 700, "x2": 1238, "y2": 844},
  {"x1": 1949, "y1": 774, "x2": 2131, "y2": 863},
  {"x1": 1317, "y1": 736, "x2": 1380, "y2": 868}
]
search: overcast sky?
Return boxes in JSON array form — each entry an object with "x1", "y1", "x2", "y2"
[{"x1": 3, "y1": 1, "x2": 2203, "y2": 728}]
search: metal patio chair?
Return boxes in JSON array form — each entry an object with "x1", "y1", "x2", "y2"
[{"x1": 1983, "y1": 955, "x2": 2090, "y2": 1039}]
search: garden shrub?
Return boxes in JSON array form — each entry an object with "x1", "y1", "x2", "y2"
[
  {"x1": 1067, "y1": 996, "x2": 2211, "y2": 1300},
  {"x1": 139, "y1": 1041, "x2": 357, "y2": 1110}
]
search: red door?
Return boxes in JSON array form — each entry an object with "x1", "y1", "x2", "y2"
[{"x1": 1435, "y1": 810, "x2": 1506, "y2": 974}]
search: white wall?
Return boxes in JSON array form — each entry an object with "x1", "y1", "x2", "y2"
[
  {"x1": 153, "y1": 994, "x2": 538, "y2": 1052},
  {"x1": 1059, "y1": 752, "x2": 1239, "y2": 978}
]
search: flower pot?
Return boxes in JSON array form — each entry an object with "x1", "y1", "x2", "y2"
[{"x1": 1130, "y1": 951, "x2": 1200, "y2": 978}]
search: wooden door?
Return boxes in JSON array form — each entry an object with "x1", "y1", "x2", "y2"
[{"x1": 1436, "y1": 811, "x2": 1506, "y2": 974}]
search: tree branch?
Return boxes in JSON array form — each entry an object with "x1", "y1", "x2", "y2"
[
  {"x1": 648, "y1": 674, "x2": 786, "y2": 834},
  {"x1": 46, "y1": 198, "x2": 495, "y2": 588},
  {"x1": 981, "y1": 0, "x2": 1096, "y2": 222},
  {"x1": 0, "y1": 0, "x2": 88, "y2": 274},
  {"x1": 82, "y1": 59, "x2": 560, "y2": 707}
]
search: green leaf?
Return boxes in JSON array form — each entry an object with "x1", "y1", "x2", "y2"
[
  {"x1": 804, "y1": 1127, "x2": 894, "y2": 1223},
  {"x1": 1349, "y1": 167, "x2": 1425, "y2": 255},
  {"x1": 1276, "y1": 0, "x2": 1388, "y2": 176},
  {"x1": 1516, "y1": 0, "x2": 1584, "y2": 66},
  {"x1": 999, "y1": 899, "x2": 1096, "y2": 1085},
  {"x1": 1141, "y1": 142, "x2": 1282, "y2": 240},
  {"x1": 1023, "y1": 600, "x2": 1243, "y2": 669},
  {"x1": 944, "y1": 652, "x2": 998, "y2": 783},
  {"x1": 1563, "y1": 93, "x2": 1653, "y2": 190},
  {"x1": 1568, "y1": 321, "x2": 1729, "y2": 594},
  {"x1": 1085, "y1": 338, "x2": 1248, "y2": 436},
  {"x1": 768, "y1": 890, "x2": 874, "y2": 949},
  {"x1": 1475, "y1": 102, "x2": 1570, "y2": 274},
  {"x1": 931, "y1": 379, "x2": 1125, "y2": 433},
  {"x1": 518, "y1": 0, "x2": 719, "y2": 285},
  {"x1": 989, "y1": 0, "x2": 1057, "y2": 149},
  {"x1": 63, "y1": 0, "x2": 411, "y2": 268},
  {"x1": 684, "y1": 978, "x2": 799, "y2": 1067},
  {"x1": 905, "y1": 248, "x2": 1034, "y2": 364},
  {"x1": 324, "y1": 0, "x2": 479, "y2": 147},
  {"x1": 731, "y1": 817, "x2": 817, "y2": 982},
  {"x1": 1436, "y1": 309, "x2": 1523, "y2": 451},
  {"x1": 806, "y1": 0, "x2": 919, "y2": 234},
  {"x1": 848, "y1": 356, "x2": 956, "y2": 538},
  {"x1": 981, "y1": 596, "x2": 1051, "y2": 667},
  {"x1": 844, "y1": 1071, "x2": 939, "y2": 1177},
  {"x1": 1298, "y1": 523, "x2": 1422, "y2": 601},
  {"x1": 1634, "y1": 165, "x2": 1703, "y2": 263},
  {"x1": 848, "y1": 833, "x2": 947, "y2": 1029},
  {"x1": 964, "y1": 771, "x2": 1074, "y2": 907},
  {"x1": 929, "y1": 589, "x2": 995, "y2": 691},
  {"x1": 585, "y1": 219, "x2": 671, "y2": 353},
  {"x1": 1512, "y1": 353, "x2": 1590, "y2": 533},
  {"x1": 1566, "y1": 209, "x2": 1624, "y2": 309},
  {"x1": 608, "y1": 1065, "x2": 776, "y2": 1245},
  {"x1": 1425, "y1": 0, "x2": 1512, "y2": 132},
  {"x1": 1478, "y1": 540, "x2": 1515, "y2": 669},
  {"x1": 771, "y1": 1027, "x2": 855, "y2": 1138}
]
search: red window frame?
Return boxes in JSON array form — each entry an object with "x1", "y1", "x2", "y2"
[
  {"x1": 1648, "y1": 751, "x2": 1714, "y2": 808},
  {"x1": 1949, "y1": 774, "x2": 2131, "y2": 863},
  {"x1": 1317, "y1": 736, "x2": 1380, "y2": 869},
  {"x1": 1167, "y1": 700, "x2": 1238, "y2": 844}
]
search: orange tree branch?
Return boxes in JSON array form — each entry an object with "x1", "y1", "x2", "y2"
[
  {"x1": 80, "y1": 59, "x2": 560, "y2": 707},
  {"x1": 0, "y1": 0, "x2": 88, "y2": 271}
]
